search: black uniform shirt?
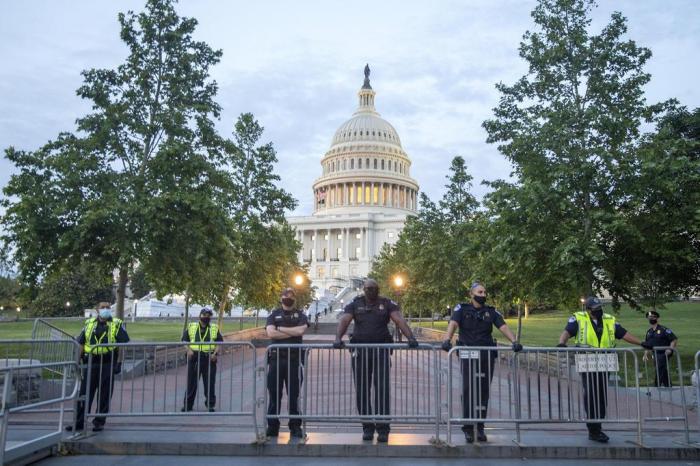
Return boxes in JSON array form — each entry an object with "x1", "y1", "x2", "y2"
[
  {"x1": 77, "y1": 319, "x2": 130, "y2": 363},
  {"x1": 266, "y1": 308, "x2": 309, "y2": 345},
  {"x1": 564, "y1": 317, "x2": 627, "y2": 341},
  {"x1": 343, "y1": 296, "x2": 398, "y2": 343},
  {"x1": 644, "y1": 324, "x2": 677, "y2": 354},
  {"x1": 450, "y1": 303, "x2": 505, "y2": 347}
]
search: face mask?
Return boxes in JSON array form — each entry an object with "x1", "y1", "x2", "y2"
[
  {"x1": 590, "y1": 309, "x2": 603, "y2": 320},
  {"x1": 364, "y1": 287, "x2": 379, "y2": 301},
  {"x1": 473, "y1": 295, "x2": 487, "y2": 306},
  {"x1": 648, "y1": 318, "x2": 658, "y2": 325},
  {"x1": 281, "y1": 297, "x2": 295, "y2": 307},
  {"x1": 200, "y1": 317, "x2": 211, "y2": 325},
  {"x1": 98, "y1": 309, "x2": 112, "y2": 320}
]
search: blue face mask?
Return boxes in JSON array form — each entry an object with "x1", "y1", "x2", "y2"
[{"x1": 99, "y1": 309, "x2": 112, "y2": 320}]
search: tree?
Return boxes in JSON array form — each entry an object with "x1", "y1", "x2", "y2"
[
  {"x1": 607, "y1": 107, "x2": 700, "y2": 309},
  {"x1": 222, "y1": 113, "x2": 299, "y2": 311},
  {"x1": 31, "y1": 262, "x2": 113, "y2": 317},
  {"x1": 129, "y1": 266, "x2": 152, "y2": 300},
  {"x1": 371, "y1": 156, "x2": 481, "y2": 316},
  {"x1": 482, "y1": 0, "x2": 673, "y2": 307},
  {"x1": 2, "y1": 0, "x2": 227, "y2": 318},
  {"x1": 0, "y1": 275, "x2": 23, "y2": 312}
]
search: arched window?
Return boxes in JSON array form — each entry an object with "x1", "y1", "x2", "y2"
[
  {"x1": 381, "y1": 159, "x2": 385, "y2": 170},
  {"x1": 343, "y1": 159, "x2": 346, "y2": 170},
  {"x1": 366, "y1": 158, "x2": 369, "y2": 168},
  {"x1": 358, "y1": 158, "x2": 362, "y2": 169},
  {"x1": 373, "y1": 159, "x2": 377, "y2": 169},
  {"x1": 351, "y1": 159, "x2": 354, "y2": 169}
]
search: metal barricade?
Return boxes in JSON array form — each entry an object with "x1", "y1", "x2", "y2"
[
  {"x1": 0, "y1": 360, "x2": 80, "y2": 464},
  {"x1": 445, "y1": 346, "x2": 643, "y2": 445},
  {"x1": 80, "y1": 342, "x2": 259, "y2": 436},
  {"x1": 637, "y1": 346, "x2": 690, "y2": 444},
  {"x1": 0, "y1": 340, "x2": 80, "y2": 409},
  {"x1": 264, "y1": 343, "x2": 441, "y2": 439}
]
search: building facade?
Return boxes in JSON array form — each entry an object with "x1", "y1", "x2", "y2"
[{"x1": 287, "y1": 66, "x2": 419, "y2": 293}]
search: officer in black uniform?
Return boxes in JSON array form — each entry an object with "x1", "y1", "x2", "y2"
[
  {"x1": 69, "y1": 303, "x2": 130, "y2": 432},
  {"x1": 181, "y1": 307, "x2": 223, "y2": 412},
  {"x1": 643, "y1": 310, "x2": 678, "y2": 387},
  {"x1": 265, "y1": 288, "x2": 309, "y2": 438},
  {"x1": 441, "y1": 282, "x2": 522, "y2": 443},
  {"x1": 334, "y1": 278, "x2": 418, "y2": 443}
]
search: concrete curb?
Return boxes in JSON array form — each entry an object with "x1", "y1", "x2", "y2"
[{"x1": 63, "y1": 440, "x2": 700, "y2": 460}]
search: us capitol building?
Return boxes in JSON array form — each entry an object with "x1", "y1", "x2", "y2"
[{"x1": 287, "y1": 66, "x2": 419, "y2": 293}]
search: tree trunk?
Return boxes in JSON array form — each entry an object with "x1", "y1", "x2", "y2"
[
  {"x1": 182, "y1": 293, "x2": 190, "y2": 335},
  {"x1": 115, "y1": 266, "x2": 129, "y2": 320},
  {"x1": 524, "y1": 301, "x2": 530, "y2": 319}
]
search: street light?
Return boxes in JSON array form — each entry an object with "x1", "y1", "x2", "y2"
[
  {"x1": 580, "y1": 297, "x2": 585, "y2": 312},
  {"x1": 293, "y1": 273, "x2": 304, "y2": 287},
  {"x1": 391, "y1": 274, "x2": 407, "y2": 335},
  {"x1": 16, "y1": 306, "x2": 21, "y2": 321}
]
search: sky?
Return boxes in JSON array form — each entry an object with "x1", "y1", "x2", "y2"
[{"x1": 1, "y1": 0, "x2": 699, "y2": 216}]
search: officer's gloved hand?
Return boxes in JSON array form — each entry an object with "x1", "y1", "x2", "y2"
[
  {"x1": 556, "y1": 343, "x2": 567, "y2": 348},
  {"x1": 441, "y1": 340, "x2": 452, "y2": 352},
  {"x1": 407, "y1": 338, "x2": 419, "y2": 349},
  {"x1": 332, "y1": 340, "x2": 345, "y2": 349},
  {"x1": 641, "y1": 342, "x2": 653, "y2": 350},
  {"x1": 113, "y1": 362, "x2": 122, "y2": 375},
  {"x1": 511, "y1": 342, "x2": 523, "y2": 352}
]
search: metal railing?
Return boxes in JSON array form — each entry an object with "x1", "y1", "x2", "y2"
[
  {"x1": 78, "y1": 342, "x2": 259, "y2": 436},
  {"x1": 445, "y1": 346, "x2": 644, "y2": 444},
  {"x1": 637, "y1": 346, "x2": 690, "y2": 443},
  {"x1": 0, "y1": 360, "x2": 80, "y2": 464},
  {"x1": 264, "y1": 343, "x2": 441, "y2": 438}
]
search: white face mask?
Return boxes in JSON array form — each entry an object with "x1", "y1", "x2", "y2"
[{"x1": 99, "y1": 309, "x2": 112, "y2": 320}]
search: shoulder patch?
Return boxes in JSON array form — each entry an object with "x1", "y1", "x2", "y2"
[
  {"x1": 390, "y1": 300, "x2": 398, "y2": 306},
  {"x1": 453, "y1": 304, "x2": 462, "y2": 312},
  {"x1": 665, "y1": 329, "x2": 672, "y2": 334},
  {"x1": 568, "y1": 317, "x2": 576, "y2": 323}
]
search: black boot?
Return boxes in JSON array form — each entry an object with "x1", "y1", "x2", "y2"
[
  {"x1": 476, "y1": 423, "x2": 487, "y2": 442},
  {"x1": 463, "y1": 425, "x2": 475, "y2": 444}
]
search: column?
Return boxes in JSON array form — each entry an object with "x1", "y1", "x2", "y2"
[
  {"x1": 371, "y1": 181, "x2": 375, "y2": 205},
  {"x1": 327, "y1": 228, "x2": 331, "y2": 262},
  {"x1": 361, "y1": 181, "x2": 366, "y2": 205},
  {"x1": 297, "y1": 229, "x2": 303, "y2": 262},
  {"x1": 312, "y1": 229, "x2": 318, "y2": 264},
  {"x1": 360, "y1": 227, "x2": 364, "y2": 258}
]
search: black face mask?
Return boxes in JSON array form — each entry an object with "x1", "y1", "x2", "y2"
[
  {"x1": 589, "y1": 309, "x2": 603, "y2": 320},
  {"x1": 473, "y1": 295, "x2": 487, "y2": 306},
  {"x1": 364, "y1": 287, "x2": 379, "y2": 301},
  {"x1": 200, "y1": 317, "x2": 211, "y2": 325},
  {"x1": 281, "y1": 297, "x2": 295, "y2": 307},
  {"x1": 648, "y1": 318, "x2": 658, "y2": 325}
]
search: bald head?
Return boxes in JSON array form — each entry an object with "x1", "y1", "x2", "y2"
[
  {"x1": 363, "y1": 279, "x2": 380, "y2": 302},
  {"x1": 364, "y1": 278, "x2": 379, "y2": 289}
]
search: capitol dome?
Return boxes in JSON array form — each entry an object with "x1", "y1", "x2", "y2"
[{"x1": 312, "y1": 65, "x2": 419, "y2": 214}]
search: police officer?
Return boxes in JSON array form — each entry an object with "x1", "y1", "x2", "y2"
[
  {"x1": 68, "y1": 302, "x2": 129, "y2": 432},
  {"x1": 441, "y1": 282, "x2": 522, "y2": 443},
  {"x1": 181, "y1": 307, "x2": 222, "y2": 412},
  {"x1": 643, "y1": 310, "x2": 678, "y2": 387},
  {"x1": 265, "y1": 288, "x2": 309, "y2": 438},
  {"x1": 333, "y1": 278, "x2": 418, "y2": 443},
  {"x1": 557, "y1": 296, "x2": 651, "y2": 443}
]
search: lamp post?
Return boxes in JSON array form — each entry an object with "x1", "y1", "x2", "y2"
[
  {"x1": 391, "y1": 274, "x2": 406, "y2": 340},
  {"x1": 580, "y1": 297, "x2": 585, "y2": 313},
  {"x1": 16, "y1": 306, "x2": 21, "y2": 321}
]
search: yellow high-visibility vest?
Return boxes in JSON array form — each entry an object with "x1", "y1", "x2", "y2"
[
  {"x1": 83, "y1": 318, "x2": 122, "y2": 354},
  {"x1": 187, "y1": 322, "x2": 219, "y2": 353},
  {"x1": 573, "y1": 311, "x2": 616, "y2": 348}
]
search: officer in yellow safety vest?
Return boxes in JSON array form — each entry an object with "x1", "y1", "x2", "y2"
[
  {"x1": 181, "y1": 307, "x2": 223, "y2": 412},
  {"x1": 557, "y1": 296, "x2": 651, "y2": 443},
  {"x1": 67, "y1": 302, "x2": 129, "y2": 432}
]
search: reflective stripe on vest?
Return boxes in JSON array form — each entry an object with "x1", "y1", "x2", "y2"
[
  {"x1": 574, "y1": 311, "x2": 615, "y2": 348},
  {"x1": 83, "y1": 318, "x2": 122, "y2": 354},
  {"x1": 187, "y1": 322, "x2": 219, "y2": 353}
]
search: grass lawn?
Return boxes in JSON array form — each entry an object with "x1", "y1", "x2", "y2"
[
  {"x1": 419, "y1": 301, "x2": 700, "y2": 379},
  {"x1": 0, "y1": 319, "x2": 259, "y2": 342}
]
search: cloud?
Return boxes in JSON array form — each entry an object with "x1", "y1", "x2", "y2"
[{"x1": 1, "y1": 0, "x2": 699, "y2": 219}]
